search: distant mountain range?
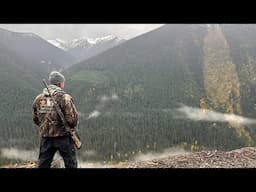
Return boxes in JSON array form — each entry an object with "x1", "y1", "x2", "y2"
[
  {"x1": 48, "y1": 35, "x2": 125, "y2": 62},
  {"x1": 0, "y1": 28, "x2": 76, "y2": 73}
]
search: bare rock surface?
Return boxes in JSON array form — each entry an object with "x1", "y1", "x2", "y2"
[{"x1": 127, "y1": 147, "x2": 256, "y2": 168}]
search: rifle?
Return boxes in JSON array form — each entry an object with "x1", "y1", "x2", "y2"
[{"x1": 42, "y1": 79, "x2": 82, "y2": 149}]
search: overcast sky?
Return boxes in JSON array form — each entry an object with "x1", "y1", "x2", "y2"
[{"x1": 0, "y1": 24, "x2": 164, "y2": 41}]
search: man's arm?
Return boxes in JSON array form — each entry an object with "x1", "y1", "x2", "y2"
[
  {"x1": 62, "y1": 94, "x2": 78, "y2": 128},
  {"x1": 62, "y1": 94, "x2": 82, "y2": 149},
  {"x1": 32, "y1": 96, "x2": 40, "y2": 126}
]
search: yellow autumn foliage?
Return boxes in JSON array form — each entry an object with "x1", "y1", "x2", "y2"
[{"x1": 203, "y1": 25, "x2": 253, "y2": 146}]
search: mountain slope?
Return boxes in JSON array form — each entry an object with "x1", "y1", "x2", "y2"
[
  {"x1": 202, "y1": 25, "x2": 253, "y2": 145},
  {"x1": 0, "y1": 45, "x2": 40, "y2": 148},
  {"x1": 0, "y1": 28, "x2": 76, "y2": 72},
  {"x1": 222, "y1": 24, "x2": 256, "y2": 119},
  {"x1": 64, "y1": 24, "x2": 251, "y2": 161}
]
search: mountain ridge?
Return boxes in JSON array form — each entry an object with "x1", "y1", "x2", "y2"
[{"x1": 48, "y1": 35, "x2": 125, "y2": 62}]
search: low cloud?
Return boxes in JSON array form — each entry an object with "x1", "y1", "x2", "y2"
[
  {"x1": 133, "y1": 147, "x2": 189, "y2": 162},
  {"x1": 87, "y1": 110, "x2": 101, "y2": 119},
  {"x1": 0, "y1": 148, "x2": 37, "y2": 161},
  {"x1": 173, "y1": 104, "x2": 256, "y2": 126}
]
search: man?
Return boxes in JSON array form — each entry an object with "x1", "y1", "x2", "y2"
[{"x1": 32, "y1": 71, "x2": 79, "y2": 168}]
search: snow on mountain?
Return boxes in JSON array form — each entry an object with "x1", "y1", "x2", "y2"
[
  {"x1": 47, "y1": 38, "x2": 69, "y2": 50},
  {"x1": 48, "y1": 35, "x2": 125, "y2": 62},
  {"x1": 48, "y1": 35, "x2": 124, "y2": 51}
]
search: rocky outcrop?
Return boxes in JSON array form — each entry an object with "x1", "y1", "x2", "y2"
[{"x1": 127, "y1": 147, "x2": 256, "y2": 168}]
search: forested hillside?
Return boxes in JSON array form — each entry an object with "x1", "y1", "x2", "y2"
[
  {"x1": 62, "y1": 24, "x2": 254, "y2": 161},
  {"x1": 0, "y1": 45, "x2": 39, "y2": 148}
]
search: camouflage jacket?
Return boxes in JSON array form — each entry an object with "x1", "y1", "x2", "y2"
[{"x1": 32, "y1": 85, "x2": 78, "y2": 137}]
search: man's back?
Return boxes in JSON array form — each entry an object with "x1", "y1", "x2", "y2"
[{"x1": 33, "y1": 84, "x2": 78, "y2": 137}]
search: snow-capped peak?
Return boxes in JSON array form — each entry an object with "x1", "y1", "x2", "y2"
[
  {"x1": 48, "y1": 35, "x2": 123, "y2": 50},
  {"x1": 68, "y1": 35, "x2": 120, "y2": 48},
  {"x1": 47, "y1": 38, "x2": 69, "y2": 50},
  {"x1": 88, "y1": 35, "x2": 118, "y2": 44}
]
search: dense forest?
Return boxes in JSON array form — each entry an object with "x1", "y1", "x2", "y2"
[{"x1": 1, "y1": 24, "x2": 256, "y2": 163}]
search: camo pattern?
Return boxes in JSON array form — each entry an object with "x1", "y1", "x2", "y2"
[{"x1": 33, "y1": 85, "x2": 78, "y2": 137}]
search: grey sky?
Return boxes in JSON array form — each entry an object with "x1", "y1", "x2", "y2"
[{"x1": 0, "y1": 24, "x2": 164, "y2": 41}]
